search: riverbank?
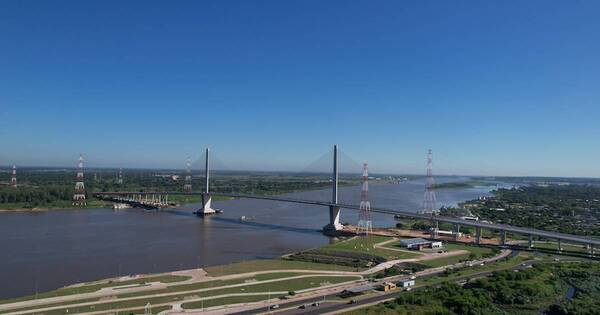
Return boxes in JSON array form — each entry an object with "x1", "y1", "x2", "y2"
[
  {"x1": 0, "y1": 180, "x2": 499, "y2": 300},
  {"x1": 0, "y1": 234, "x2": 522, "y2": 314}
]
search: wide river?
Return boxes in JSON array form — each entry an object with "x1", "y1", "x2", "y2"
[{"x1": 0, "y1": 177, "x2": 502, "y2": 299}]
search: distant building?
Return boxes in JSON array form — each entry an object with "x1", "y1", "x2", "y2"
[
  {"x1": 399, "y1": 238, "x2": 443, "y2": 250},
  {"x1": 380, "y1": 282, "x2": 397, "y2": 292},
  {"x1": 399, "y1": 279, "x2": 415, "y2": 287}
]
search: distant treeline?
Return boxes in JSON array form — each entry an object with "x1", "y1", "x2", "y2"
[
  {"x1": 0, "y1": 168, "x2": 360, "y2": 209},
  {"x1": 0, "y1": 186, "x2": 72, "y2": 206}
]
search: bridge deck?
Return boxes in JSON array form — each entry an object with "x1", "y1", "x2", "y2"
[{"x1": 93, "y1": 191, "x2": 600, "y2": 246}]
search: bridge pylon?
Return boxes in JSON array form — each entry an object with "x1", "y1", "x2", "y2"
[
  {"x1": 323, "y1": 145, "x2": 343, "y2": 232},
  {"x1": 196, "y1": 147, "x2": 216, "y2": 216}
]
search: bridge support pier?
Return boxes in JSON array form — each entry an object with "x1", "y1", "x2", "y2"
[
  {"x1": 475, "y1": 227, "x2": 481, "y2": 245},
  {"x1": 453, "y1": 223, "x2": 460, "y2": 242},
  {"x1": 590, "y1": 245, "x2": 595, "y2": 257},
  {"x1": 323, "y1": 206, "x2": 343, "y2": 232},
  {"x1": 557, "y1": 239, "x2": 562, "y2": 253},
  {"x1": 430, "y1": 220, "x2": 438, "y2": 240},
  {"x1": 499, "y1": 230, "x2": 506, "y2": 246},
  {"x1": 196, "y1": 193, "x2": 217, "y2": 216},
  {"x1": 528, "y1": 234, "x2": 534, "y2": 249}
]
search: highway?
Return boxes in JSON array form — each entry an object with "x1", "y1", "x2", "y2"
[
  {"x1": 231, "y1": 251, "x2": 525, "y2": 315},
  {"x1": 94, "y1": 191, "x2": 600, "y2": 247}
]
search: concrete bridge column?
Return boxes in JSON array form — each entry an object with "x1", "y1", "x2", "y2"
[
  {"x1": 430, "y1": 220, "x2": 438, "y2": 239},
  {"x1": 475, "y1": 227, "x2": 482, "y2": 245},
  {"x1": 528, "y1": 234, "x2": 533, "y2": 249},
  {"x1": 197, "y1": 193, "x2": 216, "y2": 216},
  {"x1": 557, "y1": 239, "x2": 562, "y2": 253},
  {"x1": 323, "y1": 145, "x2": 342, "y2": 233},
  {"x1": 323, "y1": 206, "x2": 342, "y2": 232},
  {"x1": 500, "y1": 230, "x2": 506, "y2": 246},
  {"x1": 196, "y1": 148, "x2": 217, "y2": 216},
  {"x1": 591, "y1": 245, "x2": 595, "y2": 257},
  {"x1": 453, "y1": 223, "x2": 460, "y2": 242}
]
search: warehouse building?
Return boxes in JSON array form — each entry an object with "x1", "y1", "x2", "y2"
[{"x1": 399, "y1": 238, "x2": 443, "y2": 250}]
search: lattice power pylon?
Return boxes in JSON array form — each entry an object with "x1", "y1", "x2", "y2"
[
  {"x1": 422, "y1": 149, "x2": 438, "y2": 214},
  {"x1": 10, "y1": 165, "x2": 17, "y2": 187},
  {"x1": 73, "y1": 154, "x2": 86, "y2": 206},
  {"x1": 357, "y1": 162, "x2": 373, "y2": 244},
  {"x1": 184, "y1": 157, "x2": 192, "y2": 192},
  {"x1": 117, "y1": 168, "x2": 123, "y2": 185}
]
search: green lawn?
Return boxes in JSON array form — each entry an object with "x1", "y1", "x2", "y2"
[
  {"x1": 378, "y1": 240, "x2": 496, "y2": 268},
  {"x1": 181, "y1": 294, "x2": 272, "y2": 310},
  {"x1": 0, "y1": 275, "x2": 191, "y2": 305},
  {"x1": 15, "y1": 276, "x2": 359, "y2": 315},
  {"x1": 117, "y1": 272, "x2": 308, "y2": 299},
  {"x1": 254, "y1": 272, "x2": 307, "y2": 281},
  {"x1": 532, "y1": 241, "x2": 589, "y2": 253},
  {"x1": 4, "y1": 273, "x2": 310, "y2": 313},
  {"x1": 420, "y1": 253, "x2": 533, "y2": 286},
  {"x1": 321, "y1": 236, "x2": 421, "y2": 260},
  {"x1": 125, "y1": 305, "x2": 172, "y2": 315},
  {"x1": 204, "y1": 259, "x2": 357, "y2": 276},
  {"x1": 420, "y1": 253, "x2": 472, "y2": 268},
  {"x1": 421, "y1": 244, "x2": 496, "y2": 268}
]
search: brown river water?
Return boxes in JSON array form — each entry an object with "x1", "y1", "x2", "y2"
[{"x1": 0, "y1": 177, "x2": 502, "y2": 299}]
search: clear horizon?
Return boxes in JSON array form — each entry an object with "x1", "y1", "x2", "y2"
[{"x1": 1, "y1": 1, "x2": 599, "y2": 177}]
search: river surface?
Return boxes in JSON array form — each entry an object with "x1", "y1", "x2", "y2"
[{"x1": 0, "y1": 177, "x2": 504, "y2": 299}]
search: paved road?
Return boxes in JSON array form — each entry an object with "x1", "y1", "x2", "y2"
[
  {"x1": 232, "y1": 250, "x2": 521, "y2": 315},
  {"x1": 282, "y1": 257, "x2": 533, "y2": 315}
]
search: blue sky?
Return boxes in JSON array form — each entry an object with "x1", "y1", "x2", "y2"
[{"x1": 1, "y1": 1, "x2": 599, "y2": 177}]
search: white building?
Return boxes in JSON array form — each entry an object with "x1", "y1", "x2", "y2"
[{"x1": 400, "y1": 238, "x2": 443, "y2": 250}]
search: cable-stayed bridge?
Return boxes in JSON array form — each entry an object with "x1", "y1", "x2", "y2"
[{"x1": 94, "y1": 145, "x2": 600, "y2": 255}]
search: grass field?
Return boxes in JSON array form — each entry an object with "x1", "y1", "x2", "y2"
[
  {"x1": 13, "y1": 276, "x2": 360, "y2": 315},
  {"x1": 204, "y1": 259, "x2": 358, "y2": 276},
  {"x1": 3, "y1": 272, "x2": 312, "y2": 313},
  {"x1": 125, "y1": 305, "x2": 172, "y2": 314},
  {"x1": 181, "y1": 294, "x2": 272, "y2": 310},
  {"x1": 321, "y1": 236, "x2": 421, "y2": 260},
  {"x1": 0, "y1": 275, "x2": 191, "y2": 305},
  {"x1": 117, "y1": 272, "x2": 309, "y2": 299},
  {"x1": 420, "y1": 244, "x2": 496, "y2": 268},
  {"x1": 420, "y1": 253, "x2": 533, "y2": 286},
  {"x1": 532, "y1": 241, "x2": 589, "y2": 253}
]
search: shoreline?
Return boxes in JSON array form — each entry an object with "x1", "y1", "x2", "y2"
[
  {"x1": 0, "y1": 204, "x2": 112, "y2": 213},
  {"x1": 0, "y1": 231, "x2": 514, "y2": 305},
  {"x1": 0, "y1": 180, "x2": 476, "y2": 213},
  {"x1": 0, "y1": 181, "x2": 498, "y2": 300}
]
